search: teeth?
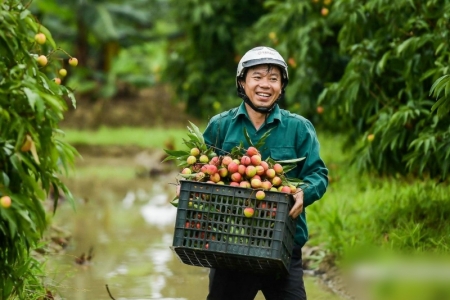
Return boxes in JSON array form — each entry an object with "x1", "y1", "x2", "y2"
[{"x1": 257, "y1": 93, "x2": 270, "y2": 97}]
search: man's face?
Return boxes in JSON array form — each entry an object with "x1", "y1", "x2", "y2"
[{"x1": 240, "y1": 64, "x2": 282, "y2": 111}]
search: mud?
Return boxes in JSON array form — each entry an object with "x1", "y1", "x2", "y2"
[{"x1": 61, "y1": 85, "x2": 199, "y2": 129}]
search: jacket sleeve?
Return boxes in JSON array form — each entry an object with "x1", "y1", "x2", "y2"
[{"x1": 297, "y1": 120, "x2": 328, "y2": 208}]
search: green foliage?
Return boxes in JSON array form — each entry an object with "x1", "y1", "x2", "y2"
[
  {"x1": 0, "y1": 1, "x2": 77, "y2": 298},
  {"x1": 164, "y1": 0, "x2": 267, "y2": 119},
  {"x1": 164, "y1": 0, "x2": 347, "y2": 121},
  {"x1": 29, "y1": 0, "x2": 168, "y2": 98},
  {"x1": 241, "y1": 0, "x2": 347, "y2": 121},
  {"x1": 430, "y1": 74, "x2": 450, "y2": 117},
  {"x1": 317, "y1": 0, "x2": 450, "y2": 179},
  {"x1": 163, "y1": 121, "x2": 217, "y2": 168}
]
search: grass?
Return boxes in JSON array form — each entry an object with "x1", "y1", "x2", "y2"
[
  {"x1": 68, "y1": 164, "x2": 138, "y2": 180},
  {"x1": 307, "y1": 129, "x2": 450, "y2": 290},
  {"x1": 60, "y1": 126, "x2": 204, "y2": 150}
]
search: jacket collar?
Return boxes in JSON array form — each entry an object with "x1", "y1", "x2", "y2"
[{"x1": 233, "y1": 102, "x2": 281, "y2": 124}]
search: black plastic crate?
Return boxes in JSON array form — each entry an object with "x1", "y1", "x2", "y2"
[{"x1": 171, "y1": 180, "x2": 296, "y2": 275}]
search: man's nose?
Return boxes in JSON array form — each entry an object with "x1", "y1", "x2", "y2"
[{"x1": 258, "y1": 77, "x2": 270, "y2": 88}]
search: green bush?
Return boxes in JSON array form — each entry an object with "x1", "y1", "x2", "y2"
[
  {"x1": 318, "y1": 0, "x2": 450, "y2": 179},
  {"x1": 0, "y1": 1, "x2": 77, "y2": 298}
]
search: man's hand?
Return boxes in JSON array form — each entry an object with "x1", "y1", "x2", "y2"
[
  {"x1": 289, "y1": 188, "x2": 304, "y2": 219},
  {"x1": 176, "y1": 184, "x2": 181, "y2": 197}
]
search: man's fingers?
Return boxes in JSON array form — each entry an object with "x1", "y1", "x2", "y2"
[
  {"x1": 176, "y1": 184, "x2": 181, "y2": 197},
  {"x1": 289, "y1": 190, "x2": 304, "y2": 218},
  {"x1": 289, "y1": 202, "x2": 303, "y2": 218}
]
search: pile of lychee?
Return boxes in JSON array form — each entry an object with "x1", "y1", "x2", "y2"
[{"x1": 179, "y1": 146, "x2": 298, "y2": 218}]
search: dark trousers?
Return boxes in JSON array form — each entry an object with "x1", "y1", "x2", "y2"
[{"x1": 207, "y1": 246, "x2": 306, "y2": 300}]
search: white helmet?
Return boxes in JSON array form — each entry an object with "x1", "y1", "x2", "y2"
[
  {"x1": 236, "y1": 46, "x2": 289, "y2": 113},
  {"x1": 236, "y1": 46, "x2": 289, "y2": 88}
]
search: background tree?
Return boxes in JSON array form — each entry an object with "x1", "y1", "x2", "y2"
[
  {"x1": 0, "y1": 1, "x2": 77, "y2": 298},
  {"x1": 164, "y1": 0, "x2": 267, "y2": 119},
  {"x1": 30, "y1": 0, "x2": 168, "y2": 99},
  {"x1": 240, "y1": 0, "x2": 348, "y2": 124},
  {"x1": 318, "y1": 0, "x2": 450, "y2": 179}
]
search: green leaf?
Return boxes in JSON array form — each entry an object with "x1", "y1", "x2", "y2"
[
  {"x1": 23, "y1": 87, "x2": 38, "y2": 111},
  {"x1": 397, "y1": 38, "x2": 415, "y2": 55},
  {"x1": 51, "y1": 182, "x2": 59, "y2": 215},
  {"x1": 243, "y1": 127, "x2": 253, "y2": 146},
  {"x1": 445, "y1": 80, "x2": 450, "y2": 98},
  {"x1": 1, "y1": 172, "x2": 10, "y2": 187},
  {"x1": 276, "y1": 157, "x2": 306, "y2": 164},
  {"x1": 59, "y1": 183, "x2": 76, "y2": 211},
  {"x1": 437, "y1": 102, "x2": 450, "y2": 118},
  {"x1": 164, "y1": 149, "x2": 189, "y2": 157},
  {"x1": 188, "y1": 121, "x2": 205, "y2": 144},
  {"x1": 170, "y1": 197, "x2": 179, "y2": 207},
  {"x1": 266, "y1": 157, "x2": 276, "y2": 166},
  {"x1": 0, "y1": 209, "x2": 17, "y2": 236},
  {"x1": 19, "y1": 10, "x2": 31, "y2": 20},
  {"x1": 283, "y1": 164, "x2": 297, "y2": 174},
  {"x1": 23, "y1": 15, "x2": 38, "y2": 32},
  {"x1": 431, "y1": 97, "x2": 446, "y2": 113},
  {"x1": 161, "y1": 155, "x2": 179, "y2": 163},
  {"x1": 286, "y1": 177, "x2": 304, "y2": 184},
  {"x1": 61, "y1": 86, "x2": 77, "y2": 108},
  {"x1": 182, "y1": 138, "x2": 197, "y2": 150},
  {"x1": 179, "y1": 173, "x2": 197, "y2": 179},
  {"x1": 429, "y1": 75, "x2": 449, "y2": 97},
  {"x1": 435, "y1": 42, "x2": 446, "y2": 55},
  {"x1": 376, "y1": 51, "x2": 390, "y2": 74},
  {"x1": 185, "y1": 132, "x2": 199, "y2": 143},
  {"x1": 255, "y1": 127, "x2": 274, "y2": 149},
  {"x1": 92, "y1": 5, "x2": 119, "y2": 41},
  {"x1": 420, "y1": 68, "x2": 438, "y2": 81}
]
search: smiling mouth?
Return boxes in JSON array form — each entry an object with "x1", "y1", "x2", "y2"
[{"x1": 256, "y1": 92, "x2": 271, "y2": 98}]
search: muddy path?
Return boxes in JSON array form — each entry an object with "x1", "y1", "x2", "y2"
[{"x1": 61, "y1": 85, "x2": 200, "y2": 130}]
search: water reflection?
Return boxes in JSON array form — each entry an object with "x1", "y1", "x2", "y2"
[{"x1": 141, "y1": 194, "x2": 177, "y2": 228}]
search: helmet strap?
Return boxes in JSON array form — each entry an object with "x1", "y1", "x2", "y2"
[
  {"x1": 238, "y1": 84, "x2": 284, "y2": 114},
  {"x1": 237, "y1": 84, "x2": 283, "y2": 114}
]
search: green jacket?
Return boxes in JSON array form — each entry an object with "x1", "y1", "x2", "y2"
[{"x1": 203, "y1": 102, "x2": 328, "y2": 247}]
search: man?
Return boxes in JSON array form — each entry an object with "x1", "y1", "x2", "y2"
[{"x1": 203, "y1": 46, "x2": 329, "y2": 300}]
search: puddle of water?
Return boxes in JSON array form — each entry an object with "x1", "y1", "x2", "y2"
[{"x1": 45, "y1": 155, "x2": 342, "y2": 300}]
